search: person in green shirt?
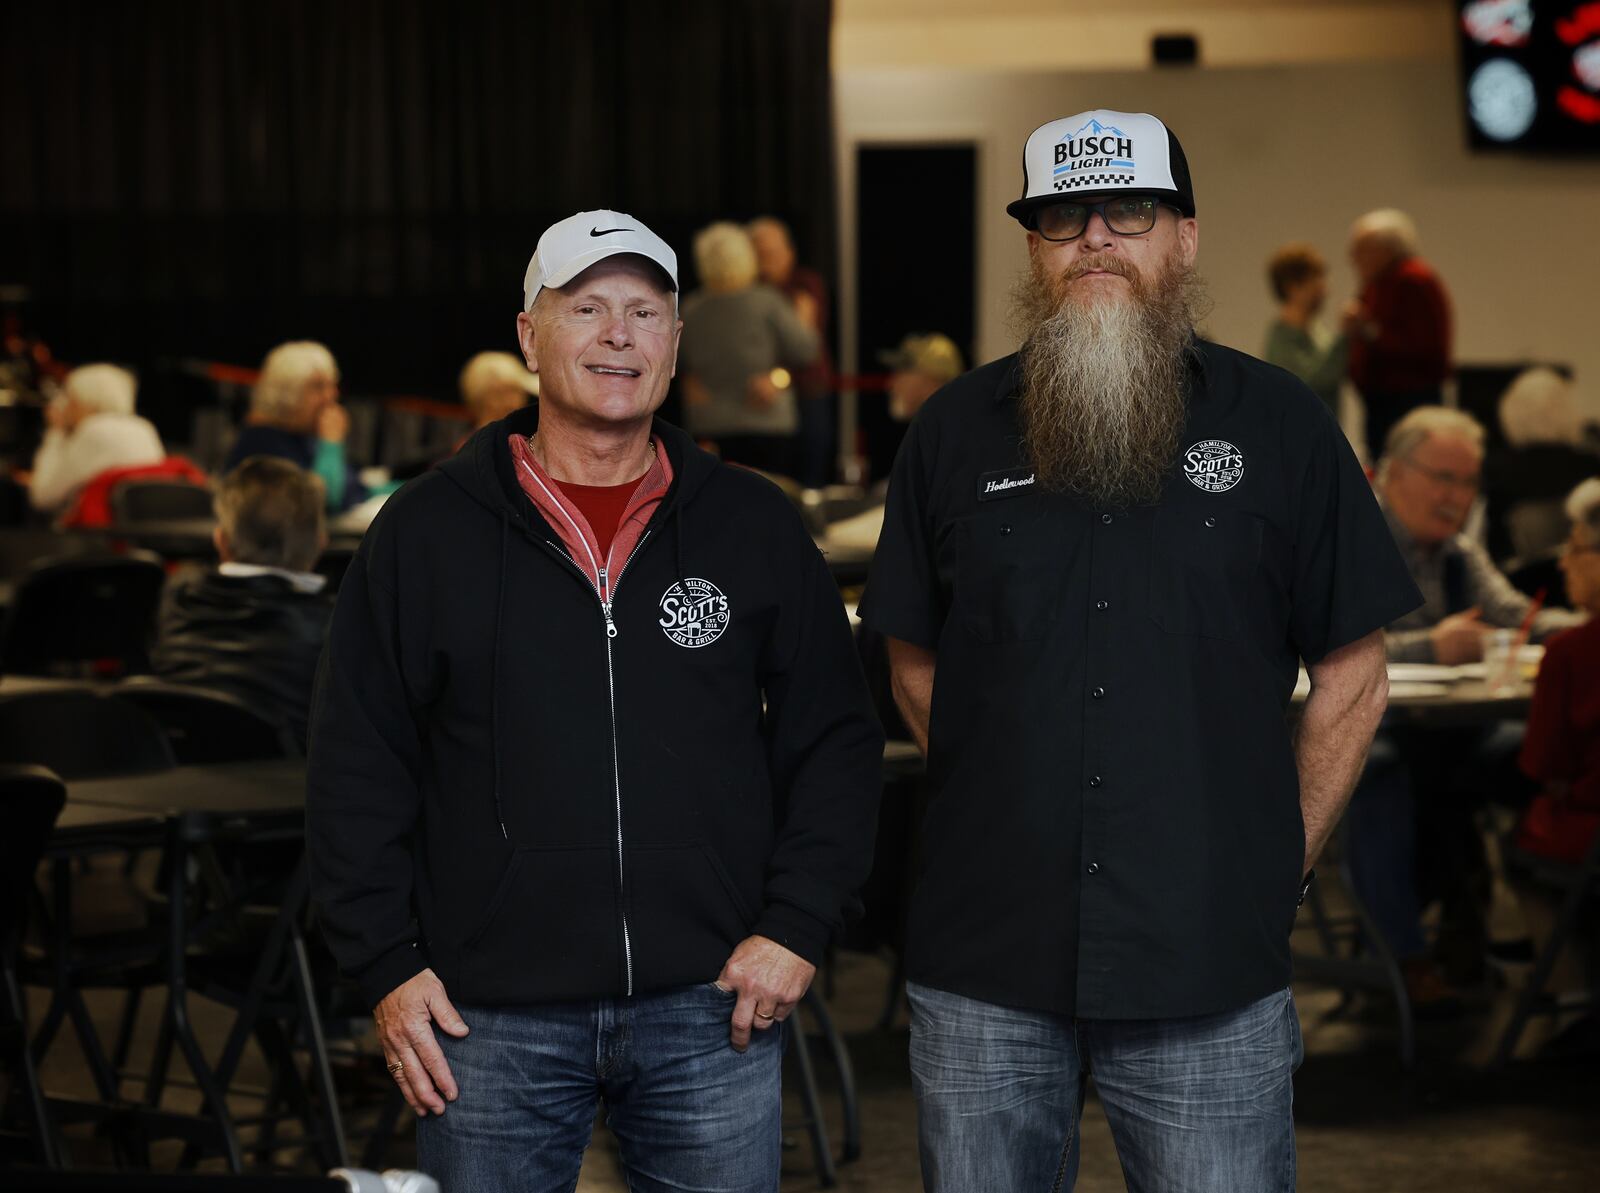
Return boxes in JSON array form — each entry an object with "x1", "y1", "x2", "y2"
[{"x1": 1262, "y1": 242, "x2": 1349, "y2": 415}]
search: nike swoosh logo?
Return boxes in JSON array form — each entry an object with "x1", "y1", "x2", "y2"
[{"x1": 590, "y1": 227, "x2": 631, "y2": 237}]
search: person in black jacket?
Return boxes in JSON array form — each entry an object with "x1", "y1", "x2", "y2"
[
  {"x1": 151, "y1": 455, "x2": 334, "y2": 747},
  {"x1": 305, "y1": 210, "x2": 883, "y2": 1193}
]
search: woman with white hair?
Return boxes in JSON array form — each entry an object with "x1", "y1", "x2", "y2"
[
  {"x1": 678, "y1": 221, "x2": 819, "y2": 478},
  {"x1": 225, "y1": 340, "x2": 365, "y2": 512},
  {"x1": 28, "y1": 363, "x2": 165, "y2": 513},
  {"x1": 1515, "y1": 476, "x2": 1600, "y2": 865},
  {"x1": 1485, "y1": 368, "x2": 1600, "y2": 559}
]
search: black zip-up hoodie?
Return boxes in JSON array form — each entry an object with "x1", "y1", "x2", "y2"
[{"x1": 307, "y1": 408, "x2": 884, "y2": 1009}]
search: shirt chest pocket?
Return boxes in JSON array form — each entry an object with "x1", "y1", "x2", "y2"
[
  {"x1": 1147, "y1": 507, "x2": 1264, "y2": 642},
  {"x1": 953, "y1": 505, "x2": 1065, "y2": 644}
]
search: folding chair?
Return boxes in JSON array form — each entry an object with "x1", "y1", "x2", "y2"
[
  {"x1": 0, "y1": 553, "x2": 166, "y2": 677},
  {"x1": 1490, "y1": 828, "x2": 1600, "y2": 1068},
  {"x1": 139, "y1": 818, "x2": 348, "y2": 1173},
  {"x1": 0, "y1": 764, "x2": 67, "y2": 1167},
  {"x1": 110, "y1": 479, "x2": 216, "y2": 524},
  {"x1": 783, "y1": 988, "x2": 862, "y2": 1188},
  {"x1": 114, "y1": 681, "x2": 300, "y2": 764},
  {"x1": 0, "y1": 687, "x2": 176, "y2": 779},
  {"x1": 1291, "y1": 814, "x2": 1417, "y2": 1070}
]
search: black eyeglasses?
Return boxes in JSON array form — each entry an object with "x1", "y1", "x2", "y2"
[{"x1": 1031, "y1": 196, "x2": 1173, "y2": 242}]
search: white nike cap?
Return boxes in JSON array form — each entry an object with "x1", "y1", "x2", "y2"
[{"x1": 522, "y1": 210, "x2": 679, "y2": 313}]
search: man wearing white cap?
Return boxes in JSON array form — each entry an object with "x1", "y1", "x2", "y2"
[
  {"x1": 860, "y1": 112, "x2": 1422, "y2": 1189},
  {"x1": 307, "y1": 211, "x2": 883, "y2": 1191}
]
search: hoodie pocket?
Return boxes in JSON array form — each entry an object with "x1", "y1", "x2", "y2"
[
  {"x1": 458, "y1": 845, "x2": 619, "y2": 1001},
  {"x1": 625, "y1": 843, "x2": 755, "y2": 987}
]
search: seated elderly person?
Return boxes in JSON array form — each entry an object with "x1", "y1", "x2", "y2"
[
  {"x1": 460, "y1": 350, "x2": 539, "y2": 429},
  {"x1": 1516, "y1": 478, "x2": 1600, "y2": 864},
  {"x1": 1485, "y1": 367, "x2": 1600, "y2": 560},
  {"x1": 28, "y1": 363, "x2": 165, "y2": 514},
  {"x1": 226, "y1": 340, "x2": 365, "y2": 512},
  {"x1": 1347, "y1": 407, "x2": 1587, "y2": 1007},
  {"x1": 150, "y1": 456, "x2": 335, "y2": 748},
  {"x1": 1377, "y1": 406, "x2": 1581, "y2": 663},
  {"x1": 451, "y1": 351, "x2": 539, "y2": 456}
]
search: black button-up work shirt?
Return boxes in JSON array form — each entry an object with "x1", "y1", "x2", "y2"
[{"x1": 859, "y1": 339, "x2": 1421, "y2": 1019}]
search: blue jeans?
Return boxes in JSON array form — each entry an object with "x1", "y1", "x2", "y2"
[
  {"x1": 908, "y1": 982, "x2": 1302, "y2": 1193},
  {"x1": 416, "y1": 983, "x2": 782, "y2": 1193}
]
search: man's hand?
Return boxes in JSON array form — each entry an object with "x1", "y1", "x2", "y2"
[
  {"x1": 316, "y1": 402, "x2": 350, "y2": 444},
  {"x1": 746, "y1": 372, "x2": 780, "y2": 410},
  {"x1": 792, "y1": 290, "x2": 820, "y2": 330},
  {"x1": 715, "y1": 935, "x2": 815, "y2": 1052},
  {"x1": 1431, "y1": 607, "x2": 1490, "y2": 665},
  {"x1": 1340, "y1": 299, "x2": 1373, "y2": 339},
  {"x1": 373, "y1": 968, "x2": 469, "y2": 1116}
]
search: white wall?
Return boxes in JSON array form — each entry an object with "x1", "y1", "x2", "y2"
[{"x1": 834, "y1": 60, "x2": 1600, "y2": 424}]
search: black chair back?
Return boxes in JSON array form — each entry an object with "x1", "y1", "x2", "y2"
[
  {"x1": 0, "y1": 764, "x2": 66, "y2": 1167},
  {"x1": 0, "y1": 764, "x2": 65, "y2": 952},
  {"x1": 0, "y1": 528, "x2": 113, "y2": 580},
  {"x1": 110, "y1": 480, "x2": 215, "y2": 524},
  {"x1": 0, "y1": 688, "x2": 175, "y2": 778},
  {"x1": 0, "y1": 553, "x2": 166, "y2": 676},
  {"x1": 114, "y1": 681, "x2": 298, "y2": 764},
  {"x1": 1506, "y1": 549, "x2": 1568, "y2": 609}
]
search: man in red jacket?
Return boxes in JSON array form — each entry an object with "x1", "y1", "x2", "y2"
[{"x1": 1345, "y1": 208, "x2": 1453, "y2": 460}]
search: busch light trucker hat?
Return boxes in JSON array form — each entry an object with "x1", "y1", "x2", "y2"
[
  {"x1": 1005, "y1": 109, "x2": 1196, "y2": 228},
  {"x1": 523, "y1": 210, "x2": 679, "y2": 312}
]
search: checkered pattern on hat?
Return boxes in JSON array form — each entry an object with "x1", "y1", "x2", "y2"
[{"x1": 1053, "y1": 173, "x2": 1137, "y2": 192}]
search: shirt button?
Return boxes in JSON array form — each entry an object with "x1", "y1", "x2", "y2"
[
  {"x1": 1100, "y1": 513, "x2": 1113, "y2": 525},
  {"x1": 1089, "y1": 775, "x2": 1103, "y2": 787},
  {"x1": 1204, "y1": 516, "x2": 1216, "y2": 528},
  {"x1": 1091, "y1": 686, "x2": 1106, "y2": 699},
  {"x1": 999, "y1": 524, "x2": 1012, "y2": 536},
  {"x1": 1095, "y1": 600, "x2": 1109, "y2": 611},
  {"x1": 1087, "y1": 862, "x2": 1101, "y2": 875}
]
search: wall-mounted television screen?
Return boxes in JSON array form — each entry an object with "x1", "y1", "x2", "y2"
[{"x1": 1458, "y1": 1, "x2": 1600, "y2": 151}]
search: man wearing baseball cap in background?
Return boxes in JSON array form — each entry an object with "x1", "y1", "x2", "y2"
[
  {"x1": 860, "y1": 112, "x2": 1421, "y2": 1189},
  {"x1": 307, "y1": 210, "x2": 883, "y2": 1190}
]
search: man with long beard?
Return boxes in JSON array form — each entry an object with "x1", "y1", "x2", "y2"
[{"x1": 859, "y1": 110, "x2": 1424, "y2": 1191}]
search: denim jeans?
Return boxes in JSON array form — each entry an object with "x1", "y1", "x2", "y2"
[
  {"x1": 908, "y1": 982, "x2": 1302, "y2": 1193},
  {"x1": 416, "y1": 982, "x2": 782, "y2": 1193}
]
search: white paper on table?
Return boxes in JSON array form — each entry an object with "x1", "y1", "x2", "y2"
[
  {"x1": 1387, "y1": 663, "x2": 1466, "y2": 683},
  {"x1": 1386, "y1": 681, "x2": 1455, "y2": 699}
]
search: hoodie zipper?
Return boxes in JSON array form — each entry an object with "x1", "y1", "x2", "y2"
[{"x1": 517, "y1": 451, "x2": 656, "y2": 996}]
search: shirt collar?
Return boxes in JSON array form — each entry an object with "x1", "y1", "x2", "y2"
[{"x1": 218, "y1": 561, "x2": 328, "y2": 594}]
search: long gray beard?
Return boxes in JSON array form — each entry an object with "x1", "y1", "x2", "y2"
[{"x1": 1011, "y1": 254, "x2": 1206, "y2": 507}]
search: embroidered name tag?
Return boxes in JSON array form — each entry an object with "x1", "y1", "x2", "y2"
[{"x1": 977, "y1": 467, "x2": 1037, "y2": 502}]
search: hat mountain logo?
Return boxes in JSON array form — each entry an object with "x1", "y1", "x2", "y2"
[{"x1": 1052, "y1": 118, "x2": 1137, "y2": 193}]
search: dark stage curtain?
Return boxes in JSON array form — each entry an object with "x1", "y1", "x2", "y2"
[{"x1": 0, "y1": 0, "x2": 836, "y2": 401}]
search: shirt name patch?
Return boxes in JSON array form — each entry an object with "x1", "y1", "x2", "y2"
[
  {"x1": 1182, "y1": 440, "x2": 1245, "y2": 493},
  {"x1": 977, "y1": 468, "x2": 1037, "y2": 502}
]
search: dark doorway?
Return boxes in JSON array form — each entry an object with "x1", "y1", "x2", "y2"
[{"x1": 854, "y1": 143, "x2": 977, "y2": 483}]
